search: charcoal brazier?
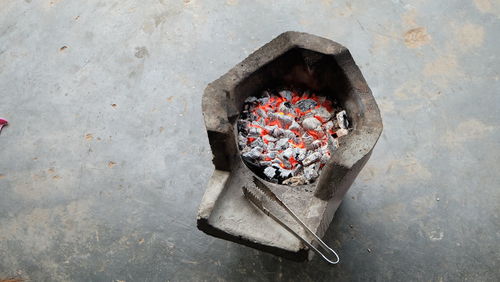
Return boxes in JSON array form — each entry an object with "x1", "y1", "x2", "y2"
[{"x1": 197, "y1": 31, "x2": 383, "y2": 261}]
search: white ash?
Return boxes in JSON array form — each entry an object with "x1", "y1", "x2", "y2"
[{"x1": 238, "y1": 89, "x2": 350, "y2": 185}]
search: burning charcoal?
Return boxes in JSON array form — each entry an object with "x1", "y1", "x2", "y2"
[
  {"x1": 265, "y1": 125, "x2": 277, "y2": 133},
  {"x1": 312, "y1": 107, "x2": 332, "y2": 122},
  {"x1": 267, "y1": 151, "x2": 277, "y2": 159},
  {"x1": 323, "y1": 120, "x2": 334, "y2": 131},
  {"x1": 271, "y1": 163, "x2": 282, "y2": 170},
  {"x1": 320, "y1": 153, "x2": 330, "y2": 164},
  {"x1": 308, "y1": 140, "x2": 323, "y2": 150},
  {"x1": 248, "y1": 127, "x2": 262, "y2": 137},
  {"x1": 245, "y1": 96, "x2": 258, "y2": 103},
  {"x1": 311, "y1": 128, "x2": 325, "y2": 140},
  {"x1": 276, "y1": 138, "x2": 289, "y2": 150},
  {"x1": 258, "y1": 97, "x2": 269, "y2": 105},
  {"x1": 238, "y1": 141, "x2": 247, "y2": 150},
  {"x1": 256, "y1": 108, "x2": 267, "y2": 118},
  {"x1": 269, "y1": 112, "x2": 293, "y2": 127},
  {"x1": 278, "y1": 90, "x2": 292, "y2": 101},
  {"x1": 263, "y1": 135, "x2": 277, "y2": 143},
  {"x1": 250, "y1": 137, "x2": 265, "y2": 149},
  {"x1": 296, "y1": 99, "x2": 317, "y2": 111},
  {"x1": 241, "y1": 108, "x2": 251, "y2": 117},
  {"x1": 278, "y1": 115, "x2": 293, "y2": 128},
  {"x1": 242, "y1": 147, "x2": 262, "y2": 160},
  {"x1": 252, "y1": 119, "x2": 265, "y2": 127},
  {"x1": 238, "y1": 119, "x2": 250, "y2": 130},
  {"x1": 302, "y1": 152, "x2": 321, "y2": 166},
  {"x1": 282, "y1": 147, "x2": 294, "y2": 159},
  {"x1": 303, "y1": 165, "x2": 319, "y2": 182},
  {"x1": 259, "y1": 161, "x2": 272, "y2": 167},
  {"x1": 250, "y1": 112, "x2": 260, "y2": 121},
  {"x1": 289, "y1": 135, "x2": 301, "y2": 144},
  {"x1": 278, "y1": 103, "x2": 291, "y2": 114},
  {"x1": 294, "y1": 147, "x2": 307, "y2": 161},
  {"x1": 267, "y1": 142, "x2": 276, "y2": 151},
  {"x1": 264, "y1": 167, "x2": 276, "y2": 179},
  {"x1": 268, "y1": 112, "x2": 278, "y2": 121},
  {"x1": 302, "y1": 117, "x2": 322, "y2": 131},
  {"x1": 320, "y1": 145, "x2": 329, "y2": 154},
  {"x1": 283, "y1": 176, "x2": 306, "y2": 186},
  {"x1": 238, "y1": 132, "x2": 247, "y2": 141},
  {"x1": 313, "y1": 162, "x2": 321, "y2": 173},
  {"x1": 279, "y1": 168, "x2": 293, "y2": 178},
  {"x1": 336, "y1": 128, "x2": 348, "y2": 138},
  {"x1": 336, "y1": 110, "x2": 349, "y2": 129},
  {"x1": 301, "y1": 133, "x2": 314, "y2": 147},
  {"x1": 289, "y1": 121, "x2": 301, "y2": 131},
  {"x1": 247, "y1": 127, "x2": 258, "y2": 137},
  {"x1": 237, "y1": 89, "x2": 350, "y2": 185},
  {"x1": 238, "y1": 133, "x2": 247, "y2": 149},
  {"x1": 271, "y1": 127, "x2": 285, "y2": 138},
  {"x1": 282, "y1": 129, "x2": 296, "y2": 139},
  {"x1": 241, "y1": 146, "x2": 251, "y2": 155},
  {"x1": 281, "y1": 158, "x2": 291, "y2": 168}
]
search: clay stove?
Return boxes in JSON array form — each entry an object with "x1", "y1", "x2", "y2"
[{"x1": 197, "y1": 32, "x2": 383, "y2": 261}]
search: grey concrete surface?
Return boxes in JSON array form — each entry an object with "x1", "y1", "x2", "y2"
[{"x1": 0, "y1": 0, "x2": 499, "y2": 281}]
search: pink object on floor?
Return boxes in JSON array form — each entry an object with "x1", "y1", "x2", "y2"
[{"x1": 0, "y1": 118, "x2": 8, "y2": 134}]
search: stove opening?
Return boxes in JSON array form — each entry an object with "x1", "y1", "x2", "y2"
[{"x1": 238, "y1": 88, "x2": 350, "y2": 185}]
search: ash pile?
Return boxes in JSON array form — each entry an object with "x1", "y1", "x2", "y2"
[{"x1": 238, "y1": 89, "x2": 350, "y2": 185}]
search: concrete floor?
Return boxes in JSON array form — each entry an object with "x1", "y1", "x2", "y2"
[{"x1": 0, "y1": 0, "x2": 499, "y2": 281}]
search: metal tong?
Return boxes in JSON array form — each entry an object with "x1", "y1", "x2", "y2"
[{"x1": 242, "y1": 177, "x2": 340, "y2": 264}]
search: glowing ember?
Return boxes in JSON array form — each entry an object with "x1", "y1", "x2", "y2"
[{"x1": 238, "y1": 89, "x2": 350, "y2": 185}]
